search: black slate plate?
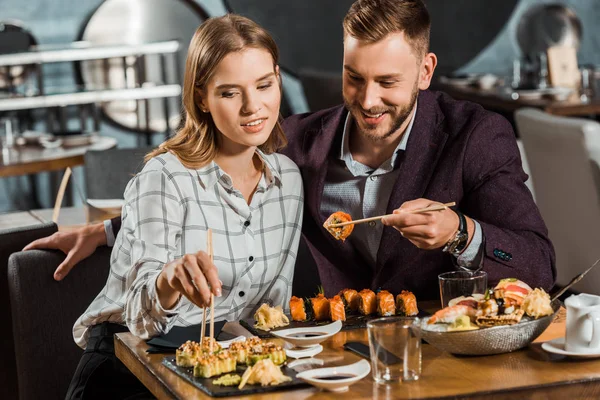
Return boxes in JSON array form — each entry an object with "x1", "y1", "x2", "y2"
[
  {"x1": 162, "y1": 356, "x2": 309, "y2": 397},
  {"x1": 240, "y1": 311, "x2": 429, "y2": 339}
]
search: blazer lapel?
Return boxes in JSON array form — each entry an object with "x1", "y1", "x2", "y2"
[
  {"x1": 375, "y1": 91, "x2": 449, "y2": 274},
  {"x1": 303, "y1": 106, "x2": 347, "y2": 228}
]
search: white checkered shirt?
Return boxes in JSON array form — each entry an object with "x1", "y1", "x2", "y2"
[{"x1": 73, "y1": 151, "x2": 304, "y2": 348}]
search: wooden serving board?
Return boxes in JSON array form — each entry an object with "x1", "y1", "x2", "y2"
[{"x1": 162, "y1": 356, "x2": 308, "y2": 397}]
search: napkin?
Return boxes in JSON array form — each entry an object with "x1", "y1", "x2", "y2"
[{"x1": 146, "y1": 320, "x2": 226, "y2": 353}]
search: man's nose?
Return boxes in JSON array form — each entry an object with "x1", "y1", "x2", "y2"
[{"x1": 358, "y1": 82, "x2": 379, "y2": 111}]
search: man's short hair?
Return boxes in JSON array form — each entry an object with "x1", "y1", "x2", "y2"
[{"x1": 343, "y1": 0, "x2": 431, "y2": 59}]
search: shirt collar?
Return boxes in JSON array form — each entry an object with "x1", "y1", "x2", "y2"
[
  {"x1": 339, "y1": 101, "x2": 418, "y2": 170},
  {"x1": 195, "y1": 149, "x2": 282, "y2": 190}
]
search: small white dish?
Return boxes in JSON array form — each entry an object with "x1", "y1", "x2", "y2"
[
  {"x1": 288, "y1": 357, "x2": 325, "y2": 371},
  {"x1": 217, "y1": 335, "x2": 247, "y2": 349},
  {"x1": 296, "y1": 359, "x2": 371, "y2": 392},
  {"x1": 285, "y1": 344, "x2": 323, "y2": 359},
  {"x1": 270, "y1": 320, "x2": 342, "y2": 348},
  {"x1": 542, "y1": 337, "x2": 600, "y2": 358}
]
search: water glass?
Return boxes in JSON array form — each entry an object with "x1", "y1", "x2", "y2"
[
  {"x1": 438, "y1": 270, "x2": 488, "y2": 308},
  {"x1": 367, "y1": 317, "x2": 421, "y2": 384}
]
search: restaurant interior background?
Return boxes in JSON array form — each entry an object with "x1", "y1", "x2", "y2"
[{"x1": 1, "y1": 0, "x2": 600, "y2": 212}]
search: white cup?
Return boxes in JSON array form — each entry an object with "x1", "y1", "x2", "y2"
[{"x1": 564, "y1": 294, "x2": 600, "y2": 353}]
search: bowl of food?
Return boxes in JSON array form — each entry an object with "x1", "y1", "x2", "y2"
[{"x1": 421, "y1": 279, "x2": 560, "y2": 355}]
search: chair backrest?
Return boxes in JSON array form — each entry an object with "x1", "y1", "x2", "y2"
[
  {"x1": 0, "y1": 222, "x2": 57, "y2": 400},
  {"x1": 8, "y1": 246, "x2": 112, "y2": 400},
  {"x1": 84, "y1": 147, "x2": 152, "y2": 199},
  {"x1": 297, "y1": 69, "x2": 343, "y2": 112},
  {"x1": 515, "y1": 108, "x2": 600, "y2": 294}
]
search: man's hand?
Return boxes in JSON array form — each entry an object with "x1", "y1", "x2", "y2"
[
  {"x1": 23, "y1": 223, "x2": 107, "y2": 281},
  {"x1": 156, "y1": 251, "x2": 222, "y2": 310},
  {"x1": 381, "y1": 198, "x2": 474, "y2": 250}
]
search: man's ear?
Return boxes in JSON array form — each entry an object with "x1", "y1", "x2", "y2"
[{"x1": 418, "y1": 52, "x2": 437, "y2": 90}]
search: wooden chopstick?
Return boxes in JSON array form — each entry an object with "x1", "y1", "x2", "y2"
[
  {"x1": 207, "y1": 229, "x2": 215, "y2": 353},
  {"x1": 327, "y1": 202, "x2": 456, "y2": 228}
]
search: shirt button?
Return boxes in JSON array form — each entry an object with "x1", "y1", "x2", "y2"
[
  {"x1": 244, "y1": 220, "x2": 250, "y2": 227},
  {"x1": 249, "y1": 256, "x2": 254, "y2": 262},
  {"x1": 369, "y1": 221, "x2": 376, "y2": 227},
  {"x1": 370, "y1": 175, "x2": 377, "y2": 181},
  {"x1": 239, "y1": 291, "x2": 245, "y2": 297}
]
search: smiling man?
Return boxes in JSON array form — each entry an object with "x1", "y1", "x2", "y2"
[
  {"x1": 26, "y1": 0, "x2": 555, "y2": 301},
  {"x1": 281, "y1": 0, "x2": 555, "y2": 298}
]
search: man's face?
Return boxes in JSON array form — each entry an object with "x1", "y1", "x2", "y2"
[{"x1": 343, "y1": 32, "x2": 425, "y2": 142}]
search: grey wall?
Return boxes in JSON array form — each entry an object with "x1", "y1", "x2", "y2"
[{"x1": 1, "y1": 0, "x2": 600, "y2": 212}]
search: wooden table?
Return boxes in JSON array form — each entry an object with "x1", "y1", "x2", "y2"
[
  {"x1": 0, "y1": 135, "x2": 117, "y2": 177},
  {"x1": 114, "y1": 308, "x2": 600, "y2": 399},
  {"x1": 434, "y1": 82, "x2": 600, "y2": 117},
  {"x1": 0, "y1": 206, "x2": 118, "y2": 231}
]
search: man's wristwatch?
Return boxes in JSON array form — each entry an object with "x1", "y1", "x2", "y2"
[{"x1": 443, "y1": 210, "x2": 468, "y2": 256}]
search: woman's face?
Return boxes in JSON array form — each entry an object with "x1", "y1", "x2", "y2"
[{"x1": 200, "y1": 48, "x2": 281, "y2": 152}]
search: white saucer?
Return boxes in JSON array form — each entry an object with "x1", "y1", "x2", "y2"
[
  {"x1": 217, "y1": 335, "x2": 247, "y2": 349},
  {"x1": 541, "y1": 337, "x2": 600, "y2": 358},
  {"x1": 271, "y1": 320, "x2": 342, "y2": 347},
  {"x1": 296, "y1": 359, "x2": 371, "y2": 392},
  {"x1": 285, "y1": 344, "x2": 323, "y2": 359}
]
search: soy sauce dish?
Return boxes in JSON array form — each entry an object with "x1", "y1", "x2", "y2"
[
  {"x1": 296, "y1": 359, "x2": 371, "y2": 392},
  {"x1": 271, "y1": 320, "x2": 342, "y2": 347}
]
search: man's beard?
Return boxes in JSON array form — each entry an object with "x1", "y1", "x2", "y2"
[{"x1": 344, "y1": 81, "x2": 419, "y2": 142}]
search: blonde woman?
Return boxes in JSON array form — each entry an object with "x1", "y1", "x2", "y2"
[{"x1": 66, "y1": 15, "x2": 303, "y2": 399}]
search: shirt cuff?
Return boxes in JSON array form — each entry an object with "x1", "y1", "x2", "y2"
[
  {"x1": 104, "y1": 219, "x2": 116, "y2": 247},
  {"x1": 148, "y1": 272, "x2": 183, "y2": 324},
  {"x1": 455, "y1": 219, "x2": 483, "y2": 269}
]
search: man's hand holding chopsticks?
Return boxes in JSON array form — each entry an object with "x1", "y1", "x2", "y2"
[{"x1": 381, "y1": 198, "x2": 474, "y2": 251}]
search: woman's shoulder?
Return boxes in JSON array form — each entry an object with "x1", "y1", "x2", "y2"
[
  {"x1": 141, "y1": 152, "x2": 190, "y2": 175},
  {"x1": 262, "y1": 152, "x2": 300, "y2": 176}
]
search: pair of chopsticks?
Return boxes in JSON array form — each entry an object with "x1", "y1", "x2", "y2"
[
  {"x1": 200, "y1": 229, "x2": 215, "y2": 353},
  {"x1": 327, "y1": 202, "x2": 456, "y2": 228}
]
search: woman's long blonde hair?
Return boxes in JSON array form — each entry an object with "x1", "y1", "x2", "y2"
[{"x1": 145, "y1": 14, "x2": 287, "y2": 167}]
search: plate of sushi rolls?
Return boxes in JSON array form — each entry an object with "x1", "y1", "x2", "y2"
[
  {"x1": 421, "y1": 278, "x2": 560, "y2": 355},
  {"x1": 164, "y1": 336, "x2": 308, "y2": 396},
  {"x1": 242, "y1": 288, "x2": 420, "y2": 338}
]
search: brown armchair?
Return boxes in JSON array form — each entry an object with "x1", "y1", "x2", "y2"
[
  {"x1": 0, "y1": 222, "x2": 58, "y2": 400},
  {"x1": 7, "y1": 242, "x2": 111, "y2": 400}
]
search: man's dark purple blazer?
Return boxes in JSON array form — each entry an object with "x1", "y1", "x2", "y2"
[{"x1": 280, "y1": 90, "x2": 556, "y2": 300}]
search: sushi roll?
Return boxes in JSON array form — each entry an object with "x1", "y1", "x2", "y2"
[
  {"x1": 338, "y1": 288, "x2": 360, "y2": 311},
  {"x1": 323, "y1": 211, "x2": 354, "y2": 241},
  {"x1": 358, "y1": 289, "x2": 377, "y2": 315},
  {"x1": 229, "y1": 337, "x2": 263, "y2": 365},
  {"x1": 289, "y1": 296, "x2": 308, "y2": 321},
  {"x1": 193, "y1": 350, "x2": 236, "y2": 378},
  {"x1": 493, "y1": 278, "x2": 532, "y2": 307},
  {"x1": 329, "y1": 295, "x2": 347, "y2": 321},
  {"x1": 396, "y1": 290, "x2": 419, "y2": 316},
  {"x1": 176, "y1": 340, "x2": 201, "y2": 367},
  {"x1": 376, "y1": 290, "x2": 396, "y2": 316},
  {"x1": 311, "y1": 293, "x2": 331, "y2": 321},
  {"x1": 247, "y1": 342, "x2": 287, "y2": 366}
]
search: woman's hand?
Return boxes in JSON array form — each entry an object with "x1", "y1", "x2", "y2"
[
  {"x1": 156, "y1": 251, "x2": 222, "y2": 309},
  {"x1": 381, "y1": 198, "x2": 473, "y2": 250}
]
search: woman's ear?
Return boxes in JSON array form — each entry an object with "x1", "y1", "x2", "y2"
[{"x1": 194, "y1": 88, "x2": 209, "y2": 113}]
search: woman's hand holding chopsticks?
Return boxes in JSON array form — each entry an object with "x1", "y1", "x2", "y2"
[
  {"x1": 156, "y1": 250, "x2": 222, "y2": 309},
  {"x1": 381, "y1": 199, "x2": 474, "y2": 250}
]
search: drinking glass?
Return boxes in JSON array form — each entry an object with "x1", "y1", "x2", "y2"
[
  {"x1": 367, "y1": 317, "x2": 421, "y2": 384},
  {"x1": 438, "y1": 270, "x2": 488, "y2": 308}
]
